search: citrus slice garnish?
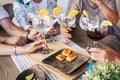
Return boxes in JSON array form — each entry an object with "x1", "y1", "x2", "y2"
[
  {"x1": 43, "y1": 15, "x2": 52, "y2": 22},
  {"x1": 53, "y1": 7, "x2": 62, "y2": 15},
  {"x1": 25, "y1": 73, "x2": 34, "y2": 80},
  {"x1": 100, "y1": 20, "x2": 113, "y2": 27},
  {"x1": 82, "y1": 10, "x2": 88, "y2": 18},
  {"x1": 38, "y1": 9, "x2": 49, "y2": 17},
  {"x1": 68, "y1": 10, "x2": 79, "y2": 18}
]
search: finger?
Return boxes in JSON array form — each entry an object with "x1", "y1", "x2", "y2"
[
  {"x1": 19, "y1": 37, "x2": 27, "y2": 45},
  {"x1": 35, "y1": 33, "x2": 41, "y2": 38},
  {"x1": 90, "y1": 52, "x2": 98, "y2": 61},
  {"x1": 89, "y1": 48, "x2": 102, "y2": 53},
  {"x1": 67, "y1": 27, "x2": 72, "y2": 32},
  {"x1": 33, "y1": 40, "x2": 46, "y2": 46}
]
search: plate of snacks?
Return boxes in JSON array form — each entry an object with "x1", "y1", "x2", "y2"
[{"x1": 42, "y1": 48, "x2": 89, "y2": 75}]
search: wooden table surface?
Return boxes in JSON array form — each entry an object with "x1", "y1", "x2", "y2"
[
  {"x1": 0, "y1": 56, "x2": 19, "y2": 80},
  {"x1": 0, "y1": 30, "x2": 20, "y2": 80},
  {"x1": 0, "y1": 26, "x2": 113, "y2": 80}
]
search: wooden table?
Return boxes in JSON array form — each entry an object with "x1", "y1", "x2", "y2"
[
  {"x1": 0, "y1": 56, "x2": 19, "y2": 80},
  {"x1": 0, "y1": 30, "x2": 20, "y2": 80},
  {"x1": 0, "y1": 26, "x2": 115, "y2": 80},
  {"x1": 0, "y1": 27, "x2": 87, "y2": 80}
]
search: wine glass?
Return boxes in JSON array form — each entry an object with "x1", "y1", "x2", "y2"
[
  {"x1": 48, "y1": 13, "x2": 59, "y2": 42},
  {"x1": 32, "y1": 16, "x2": 53, "y2": 53},
  {"x1": 86, "y1": 15, "x2": 108, "y2": 47},
  {"x1": 79, "y1": 15, "x2": 108, "y2": 49},
  {"x1": 58, "y1": 10, "x2": 76, "y2": 29}
]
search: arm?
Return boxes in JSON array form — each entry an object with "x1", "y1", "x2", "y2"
[
  {"x1": 0, "y1": 40, "x2": 46, "y2": 55},
  {"x1": 0, "y1": 18, "x2": 28, "y2": 38},
  {"x1": 0, "y1": 36, "x2": 26, "y2": 46},
  {"x1": 90, "y1": 48, "x2": 120, "y2": 64},
  {"x1": 91, "y1": 0, "x2": 119, "y2": 24},
  {"x1": 0, "y1": 18, "x2": 42, "y2": 41}
]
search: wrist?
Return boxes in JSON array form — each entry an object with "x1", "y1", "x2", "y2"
[
  {"x1": 24, "y1": 46, "x2": 30, "y2": 54},
  {"x1": 13, "y1": 45, "x2": 17, "y2": 55}
]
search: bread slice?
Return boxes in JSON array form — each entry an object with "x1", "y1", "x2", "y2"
[
  {"x1": 62, "y1": 48, "x2": 71, "y2": 56},
  {"x1": 56, "y1": 54, "x2": 66, "y2": 61},
  {"x1": 66, "y1": 54, "x2": 77, "y2": 62}
]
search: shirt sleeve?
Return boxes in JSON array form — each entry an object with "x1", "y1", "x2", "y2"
[
  {"x1": 0, "y1": 4, "x2": 9, "y2": 21},
  {"x1": 13, "y1": 1, "x2": 32, "y2": 31}
]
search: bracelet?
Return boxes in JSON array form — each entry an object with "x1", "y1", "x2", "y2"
[{"x1": 13, "y1": 45, "x2": 17, "y2": 55}]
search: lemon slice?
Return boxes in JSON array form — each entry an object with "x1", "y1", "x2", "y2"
[
  {"x1": 53, "y1": 7, "x2": 62, "y2": 15},
  {"x1": 25, "y1": 73, "x2": 34, "y2": 80},
  {"x1": 38, "y1": 9, "x2": 49, "y2": 17},
  {"x1": 43, "y1": 15, "x2": 52, "y2": 22},
  {"x1": 82, "y1": 10, "x2": 88, "y2": 18},
  {"x1": 100, "y1": 20, "x2": 113, "y2": 27},
  {"x1": 68, "y1": 10, "x2": 79, "y2": 18}
]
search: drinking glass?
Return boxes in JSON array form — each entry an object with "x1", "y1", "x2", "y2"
[
  {"x1": 86, "y1": 15, "x2": 108, "y2": 47},
  {"x1": 48, "y1": 14, "x2": 59, "y2": 42},
  {"x1": 32, "y1": 17, "x2": 53, "y2": 53},
  {"x1": 58, "y1": 10, "x2": 76, "y2": 30}
]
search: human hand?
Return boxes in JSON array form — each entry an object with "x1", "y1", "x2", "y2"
[
  {"x1": 89, "y1": 48, "x2": 118, "y2": 63},
  {"x1": 60, "y1": 25, "x2": 72, "y2": 39},
  {"x1": 28, "y1": 28, "x2": 41, "y2": 40},
  {"x1": 46, "y1": 27, "x2": 57, "y2": 37},
  {"x1": 5, "y1": 36, "x2": 27, "y2": 46},
  {"x1": 25, "y1": 39, "x2": 47, "y2": 54}
]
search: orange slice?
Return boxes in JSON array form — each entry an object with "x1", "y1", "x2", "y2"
[
  {"x1": 38, "y1": 9, "x2": 49, "y2": 17},
  {"x1": 53, "y1": 7, "x2": 62, "y2": 15},
  {"x1": 68, "y1": 10, "x2": 79, "y2": 18}
]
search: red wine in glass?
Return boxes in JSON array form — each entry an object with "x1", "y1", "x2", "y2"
[{"x1": 86, "y1": 27, "x2": 108, "y2": 47}]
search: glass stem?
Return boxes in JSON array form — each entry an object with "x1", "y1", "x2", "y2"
[
  {"x1": 86, "y1": 38, "x2": 91, "y2": 52},
  {"x1": 93, "y1": 41, "x2": 98, "y2": 48}
]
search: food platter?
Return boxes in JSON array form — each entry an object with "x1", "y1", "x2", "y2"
[{"x1": 42, "y1": 48, "x2": 89, "y2": 75}]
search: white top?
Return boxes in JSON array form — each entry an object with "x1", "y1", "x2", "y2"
[{"x1": 0, "y1": 4, "x2": 9, "y2": 21}]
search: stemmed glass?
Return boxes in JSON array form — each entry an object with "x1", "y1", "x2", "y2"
[
  {"x1": 86, "y1": 15, "x2": 108, "y2": 47},
  {"x1": 48, "y1": 13, "x2": 59, "y2": 42},
  {"x1": 79, "y1": 15, "x2": 108, "y2": 49},
  {"x1": 58, "y1": 10, "x2": 76, "y2": 30},
  {"x1": 32, "y1": 16, "x2": 53, "y2": 53}
]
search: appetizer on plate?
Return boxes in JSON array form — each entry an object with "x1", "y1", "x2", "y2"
[
  {"x1": 62, "y1": 48, "x2": 71, "y2": 56},
  {"x1": 56, "y1": 54, "x2": 66, "y2": 61},
  {"x1": 66, "y1": 54, "x2": 77, "y2": 62}
]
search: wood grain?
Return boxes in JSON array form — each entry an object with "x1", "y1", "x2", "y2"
[{"x1": 0, "y1": 56, "x2": 19, "y2": 80}]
